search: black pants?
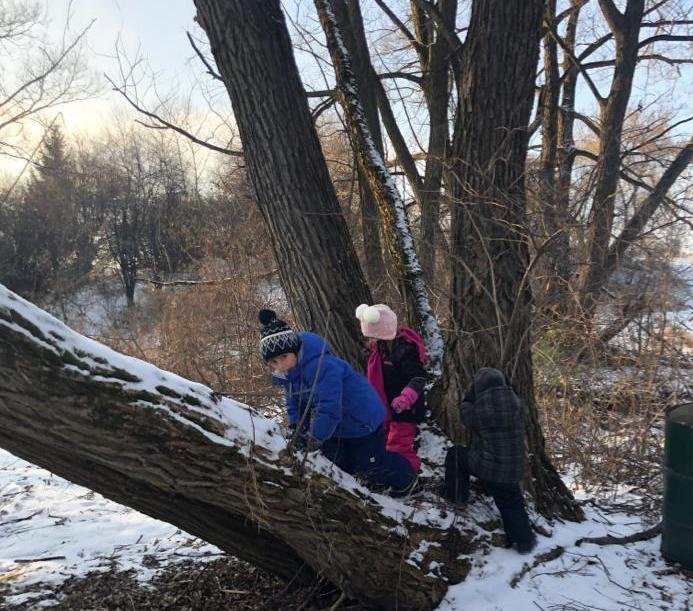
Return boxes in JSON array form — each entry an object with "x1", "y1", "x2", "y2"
[
  {"x1": 444, "y1": 445, "x2": 534, "y2": 546},
  {"x1": 320, "y1": 426, "x2": 415, "y2": 491}
]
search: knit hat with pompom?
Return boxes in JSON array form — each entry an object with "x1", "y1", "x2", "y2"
[
  {"x1": 258, "y1": 309, "x2": 302, "y2": 362},
  {"x1": 355, "y1": 303, "x2": 398, "y2": 340}
]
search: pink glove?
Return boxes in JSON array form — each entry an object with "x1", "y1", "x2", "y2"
[{"x1": 391, "y1": 386, "x2": 419, "y2": 413}]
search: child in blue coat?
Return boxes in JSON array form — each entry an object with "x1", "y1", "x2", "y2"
[{"x1": 258, "y1": 309, "x2": 416, "y2": 496}]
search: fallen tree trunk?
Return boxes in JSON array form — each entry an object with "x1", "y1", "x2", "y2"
[{"x1": 0, "y1": 285, "x2": 476, "y2": 610}]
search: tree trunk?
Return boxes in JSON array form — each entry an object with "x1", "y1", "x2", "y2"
[
  {"x1": 192, "y1": 0, "x2": 371, "y2": 366},
  {"x1": 0, "y1": 284, "x2": 477, "y2": 610},
  {"x1": 551, "y1": 0, "x2": 583, "y2": 314},
  {"x1": 438, "y1": 0, "x2": 583, "y2": 520},
  {"x1": 537, "y1": 0, "x2": 572, "y2": 314},
  {"x1": 579, "y1": 0, "x2": 644, "y2": 315},
  {"x1": 414, "y1": 0, "x2": 456, "y2": 284},
  {"x1": 315, "y1": 0, "x2": 444, "y2": 373},
  {"x1": 339, "y1": 0, "x2": 387, "y2": 292}
]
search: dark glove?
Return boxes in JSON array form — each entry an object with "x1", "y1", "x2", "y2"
[{"x1": 294, "y1": 433, "x2": 323, "y2": 452}]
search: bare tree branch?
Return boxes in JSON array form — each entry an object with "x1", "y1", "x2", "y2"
[
  {"x1": 582, "y1": 54, "x2": 693, "y2": 68},
  {"x1": 576, "y1": 523, "x2": 662, "y2": 546},
  {"x1": 310, "y1": 93, "x2": 337, "y2": 121},
  {"x1": 623, "y1": 116, "x2": 693, "y2": 155},
  {"x1": 377, "y1": 71, "x2": 424, "y2": 85},
  {"x1": 372, "y1": 0, "x2": 423, "y2": 56},
  {"x1": 605, "y1": 141, "x2": 692, "y2": 277},
  {"x1": 639, "y1": 34, "x2": 693, "y2": 47},
  {"x1": 305, "y1": 88, "x2": 335, "y2": 97},
  {"x1": 576, "y1": 32, "x2": 613, "y2": 62},
  {"x1": 545, "y1": 17, "x2": 605, "y2": 104},
  {"x1": 186, "y1": 31, "x2": 223, "y2": 81},
  {"x1": 642, "y1": 19, "x2": 693, "y2": 27},
  {"x1": 105, "y1": 75, "x2": 243, "y2": 157}
]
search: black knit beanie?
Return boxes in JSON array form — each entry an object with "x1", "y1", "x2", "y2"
[{"x1": 258, "y1": 309, "x2": 302, "y2": 362}]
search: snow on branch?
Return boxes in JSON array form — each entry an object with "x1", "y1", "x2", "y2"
[{"x1": 314, "y1": 0, "x2": 444, "y2": 374}]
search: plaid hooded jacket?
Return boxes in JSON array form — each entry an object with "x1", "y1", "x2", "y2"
[{"x1": 459, "y1": 368, "x2": 525, "y2": 484}]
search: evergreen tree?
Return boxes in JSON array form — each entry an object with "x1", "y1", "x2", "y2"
[{"x1": 2, "y1": 125, "x2": 96, "y2": 296}]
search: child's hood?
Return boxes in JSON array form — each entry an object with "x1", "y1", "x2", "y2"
[
  {"x1": 473, "y1": 367, "x2": 509, "y2": 397},
  {"x1": 296, "y1": 331, "x2": 334, "y2": 367},
  {"x1": 271, "y1": 331, "x2": 334, "y2": 386}
]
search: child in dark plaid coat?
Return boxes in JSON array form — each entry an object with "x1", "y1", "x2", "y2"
[{"x1": 444, "y1": 367, "x2": 536, "y2": 553}]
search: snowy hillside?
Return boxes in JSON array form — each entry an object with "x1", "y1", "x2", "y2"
[{"x1": 2, "y1": 444, "x2": 691, "y2": 610}]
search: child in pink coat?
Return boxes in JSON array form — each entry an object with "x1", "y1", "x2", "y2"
[{"x1": 356, "y1": 304, "x2": 428, "y2": 472}]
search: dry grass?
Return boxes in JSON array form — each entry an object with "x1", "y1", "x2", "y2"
[{"x1": 536, "y1": 342, "x2": 691, "y2": 515}]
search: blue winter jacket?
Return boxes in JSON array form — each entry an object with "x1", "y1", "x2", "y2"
[{"x1": 273, "y1": 332, "x2": 385, "y2": 441}]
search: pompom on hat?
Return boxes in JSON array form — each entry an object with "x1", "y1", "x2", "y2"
[
  {"x1": 355, "y1": 303, "x2": 398, "y2": 340},
  {"x1": 258, "y1": 309, "x2": 301, "y2": 362}
]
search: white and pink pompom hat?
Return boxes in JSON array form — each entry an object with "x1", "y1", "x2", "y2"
[{"x1": 355, "y1": 303, "x2": 398, "y2": 340}]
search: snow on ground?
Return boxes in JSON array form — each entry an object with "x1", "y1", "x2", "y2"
[
  {"x1": 440, "y1": 497, "x2": 692, "y2": 611},
  {"x1": 43, "y1": 274, "x2": 149, "y2": 338},
  {"x1": 2, "y1": 447, "x2": 691, "y2": 610},
  {"x1": 0, "y1": 450, "x2": 223, "y2": 608}
]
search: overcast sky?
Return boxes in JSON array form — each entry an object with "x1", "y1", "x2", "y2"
[
  {"x1": 2, "y1": 0, "x2": 690, "y2": 181},
  {"x1": 48, "y1": 0, "x2": 202, "y2": 130}
]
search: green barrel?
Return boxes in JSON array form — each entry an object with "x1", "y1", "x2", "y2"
[{"x1": 662, "y1": 402, "x2": 693, "y2": 568}]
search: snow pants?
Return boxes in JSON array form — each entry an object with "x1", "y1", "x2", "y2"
[
  {"x1": 321, "y1": 425, "x2": 416, "y2": 492},
  {"x1": 444, "y1": 445, "x2": 534, "y2": 547},
  {"x1": 386, "y1": 421, "x2": 421, "y2": 472}
]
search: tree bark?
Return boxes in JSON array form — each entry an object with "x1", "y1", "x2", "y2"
[
  {"x1": 338, "y1": 0, "x2": 387, "y2": 291},
  {"x1": 438, "y1": 0, "x2": 583, "y2": 520},
  {"x1": 0, "y1": 284, "x2": 476, "y2": 611},
  {"x1": 579, "y1": 0, "x2": 645, "y2": 315},
  {"x1": 315, "y1": 0, "x2": 445, "y2": 373},
  {"x1": 192, "y1": 0, "x2": 371, "y2": 366},
  {"x1": 411, "y1": 0, "x2": 456, "y2": 284}
]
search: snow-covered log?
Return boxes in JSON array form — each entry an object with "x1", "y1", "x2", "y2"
[{"x1": 0, "y1": 285, "x2": 477, "y2": 610}]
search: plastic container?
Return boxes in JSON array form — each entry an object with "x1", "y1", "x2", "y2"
[{"x1": 661, "y1": 402, "x2": 693, "y2": 568}]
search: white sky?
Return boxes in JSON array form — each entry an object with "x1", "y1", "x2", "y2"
[
  {"x1": 49, "y1": 0, "x2": 201, "y2": 132},
  {"x1": 2, "y1": 0, "x2": 690, "y2": 183}
]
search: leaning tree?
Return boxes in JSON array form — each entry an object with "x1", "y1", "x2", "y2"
[
  {"x1": 1, "y1": 284, "x2": 497, "y2": 610},
  {"x1": 190, "y1": 0, "x2": 374, "y2": 368}
]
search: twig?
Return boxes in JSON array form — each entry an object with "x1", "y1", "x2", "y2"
[
  {"x1": 186, "y1": 31, "x2": 222, "y2": 81},
  {"x1": 575, "y1": 521, "x2": 661, "y2": 546},
  {"x1": 0, "y1": 510, "x2": 42, "y2": 526},
  {"x1": 14, "y1": 556, "x2": 66, "y2": 563},
  {"x1": 329, "y1": 591, "x2": 347, "y2": 611},
  {"x1": 510, "y1": 546, "x2": 565, "y2": 588},
  {"x1": 105, "y1": 75, "x2": 243, "y2": 158}
]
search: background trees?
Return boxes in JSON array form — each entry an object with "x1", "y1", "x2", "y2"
[{"x1": 1, "y1": 125, "x2": 96, "y2": 295}]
